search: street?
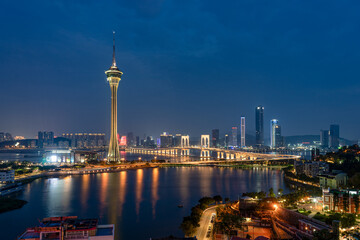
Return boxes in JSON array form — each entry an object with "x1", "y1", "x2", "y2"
[{"x1": 194, "y1": 205, "x2": 217, "y2": 240}]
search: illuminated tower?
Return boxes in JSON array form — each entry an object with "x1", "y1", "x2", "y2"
[{"x1": 105, "y1": 32, "x2": 122, "y2": 162}]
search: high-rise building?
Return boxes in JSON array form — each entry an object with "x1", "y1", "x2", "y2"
[
  {"x1": 0, "y1": 132, "x2": 13, "y2": 142},
  {"x1": 38, "y1": 131, "x2": 54, "y2": 148},
  {"x1": 160, "y1": 132, "x2": 173, "y2": 148},
  {"x1": 270, "y1": 119, "x2": 282, "y2": 149},
  {"x1": 106, "y1": 32, "x2": 122, "y2": 162},
  {"x1": 127, "y1": 132, "x2": 135, "y2": 147},
  {"x1": 173, "y1": 134, "x2": 182, "y2": 147},
  {"x1": 255, "y1": 106, "x2": 264, "y2": 146},
  {"x1": 135, "y1": 136, "x2": 140, "y2": 146},
  {"x1": 211, "y1": 129, "x2": 220, "y2": 148},
  {"x1": 329, "y1": 124, "x2": 340, "y2": 149},
  {"x1": 224, "y1": 134, "x2": 229, "y2": 148},
  {"x1": 62, "y1": 133, "x2": 105, "y2": 148},
  {"x1": 320, "y1": 130, "x2": 329, "y2": 148},
  {"x1": 231, "y1": 127, "x2": 238, "y2": 147},
  {"x1": 240, "y1": 117, "x2": 245, "y2": 148}
]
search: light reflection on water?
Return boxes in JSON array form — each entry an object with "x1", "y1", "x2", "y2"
[{"x1": 0, "y1": 166, "x2": 289, "y2": 240}]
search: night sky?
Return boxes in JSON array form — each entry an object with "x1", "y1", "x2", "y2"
[{"x1": 1, "y1": 0, "x2": 360, "y2": 140}]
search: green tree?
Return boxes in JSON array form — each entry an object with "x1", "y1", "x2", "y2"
[
  {"x1": 278, "y1": 188, "x2": 283, "y2": 196},
  {"x1": 217, "y1": 212, "x2": 245, "y2": 240},
  {"x1": 180, "y1": 217, "x2": 198, "y2": 236},
  {"x1": 341, "y1": 214, "x2": 356, "y2": 228},
  {"x1": 353, "y1": 194, "x2": 359, "y2": 214},
  {"x1": 199, "y1": 196, "x2": 215, "y2": 206},
  {"x1": 224, "y1": 197, "x2": 230, "y2": 203},
  {"x1": 269, "y1": 188, "x2": 275, "y2": 198},
  {"x1": 333, "y1": 192, "x2": 339, "y2": 212},
  {"x1": 313, "y1": 229, "x2": 336, "y2": 240},
  {"x1": 213, "y1": 195, "x2": 223, "y2": 204}
]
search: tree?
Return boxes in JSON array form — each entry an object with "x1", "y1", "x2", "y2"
[
  {"x1": 343, "y1": 192, "x2": 350, "y2": 213},
  {"x1": 224, "y1": 197, "x2": 230, "y2": 203},
  {"x1": 333, "y1": 192, "x2": 339, "y2": 212},
  {"x1": 213, "y1": 195, "x2": 223, "y2": 204},
  {"x1": 313, "y1": 229, "x2": 336, "y2": 240},
  {"x1": 269, "y1": 188, "x2": 275, "y2": 198},
  {"x1": 180, "y1": 217, "x2": 197, "y2": 236},
  {"x1": 341, "y1": 214, "x2": 356, "y2": 228},
  {"x1": 353, "y1": 194, "x2": 359, "y2": 214},
  {"x1": 278, "y1": 188, "x2": 283, "y2": 196},
  {"x1": 199, "y1": 196, "x2": 215, "y2": 206},
  {"x1": 217, "y1": 212, "x2": 245, "y2": 240},
  {"x1": 246, "y1": 234, "x2": 252, "y2": 239}
]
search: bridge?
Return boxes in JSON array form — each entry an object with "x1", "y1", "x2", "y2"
[{"x1": 128, "y1": 146, "x2": 301, "y2": 161}]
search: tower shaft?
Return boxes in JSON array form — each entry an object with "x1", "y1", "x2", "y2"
[{"x1": 108, "y1": 83, "x2": 120, "y2": 161}]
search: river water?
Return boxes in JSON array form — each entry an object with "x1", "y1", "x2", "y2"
[{"x1": 0, "y1": 165, "x2": 290, "y2": 240}]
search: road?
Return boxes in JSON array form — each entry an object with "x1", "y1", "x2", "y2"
[{"x1": 194, "y1": 205, "x2": 217, "y2": 240}]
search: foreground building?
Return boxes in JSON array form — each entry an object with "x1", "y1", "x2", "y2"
[
  {"x1": 0, "y1": 170, "x2": 14, "y2": 183},
  {"x1": 17, "y1": 216, "x2": 114, "y2": 240},
  {"x1": 323, "y1": 189, "x2": 360, "y2": 213},
  {"x1": 319, "y1": 170, "x2": 348, "y2": 189},
  {"x1": 294, "y1": 160, "x2": 329, "y2": 178}
]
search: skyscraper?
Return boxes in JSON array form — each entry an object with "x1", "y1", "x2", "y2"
[
  {"x1": 255, "y1": 106, "x2": 264, "y2": 146},
  {"x1": 38, "y1": 131, "x2": 54, "y2": 148},
  {"x1": 224, "y1": 134, "x2": 229, "y2": 148},
  {"x1": 106, "y1": 32, "x2": 123, "y2": 162},
  {"x1": 320, "y1": 130, "x2": 329, "y2": 148},
  {"x1": 231, "y1": 127, "x2": 238, "y2": 147},
  {"x1": 240, "y1": 117, "x2": 245, "y2": 148},
  {"x1": 127, "y1": 132, "x2": 135, "y2": 147},
  {"x1": 329, "y1": 124, "x2": 340, "y2": 149},
  {"x1": 160, "y1": 132, "x2": 173, "y2": 148},
  {"x1": 270, "y1": 119, "x2": 282, "y2": 149},
  {"x1": 212, "y1": 129, "x2": 219, "y2": 147}
]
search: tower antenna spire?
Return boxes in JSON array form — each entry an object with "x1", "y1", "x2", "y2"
[{"x1": 112, "y1": 31, "x2": 116, "y2": 67}]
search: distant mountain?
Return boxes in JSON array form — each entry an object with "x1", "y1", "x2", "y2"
[{"x1": 284, "y1": 135, "x2": 320, "y2": 145}]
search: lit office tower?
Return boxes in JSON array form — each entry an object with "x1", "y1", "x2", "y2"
[
  {"x1": 174, "y1": 134, "x2": 182, "y2": 147},
  {"x1": 270, "y1": 119, "x2": 281, "y2": 149},
  {"x1": 224, "y1": 134, "x2": 229, "y2": 148},
  {"x1": 231, "y1": 127, "x2": 238, "y2": 147},
  {"x1": 329, "y1": 124, "x2": 340, "y2": 149},
  {"x1": 255, "y1": 106, "x2": 264, "y2": 146},
  {"x1": 240, "y1": 117, "x2": 245, "y2": 148},
  {"x1": 105, "y1": 32, "x2": 123, "y2": 162},
  {"x1": 320, "y1": 130, "x2": 329, "y2": 148},
  {"x1": 160, "y1": 132, "x2": 173, "y2": 148},
  {"x1": 212, "y1": 129, "x2": 220, "y2": 147}
]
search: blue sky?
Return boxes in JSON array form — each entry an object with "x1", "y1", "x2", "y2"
[{"x1": 1, "y1": 0, "x2": 360, "y2": 140}]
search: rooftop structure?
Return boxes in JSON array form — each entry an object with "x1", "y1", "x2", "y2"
[{"x1": 17, "y1": 216, "x2": 114, "y2": 240}]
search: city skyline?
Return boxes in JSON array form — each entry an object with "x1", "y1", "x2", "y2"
[{"x1": 1, "y1": 1, "x2": 360, "y2": 140}]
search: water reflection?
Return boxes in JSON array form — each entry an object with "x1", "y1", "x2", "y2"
[
  {"x1": 100, "y1": 173, "x2": 109, "y2": 216},
  {"x1": 151, "y1": 168, "x2": 159, "y2": 218},
  {"x1": 81, "y1": 174, "x2": 90, "y2": 210},
  {"x1": 119, "y1": 171, "x2": 127, "y2": 216},
  {"x1": 135, "y1": 169, "x2": 143, "y2": 218}
]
